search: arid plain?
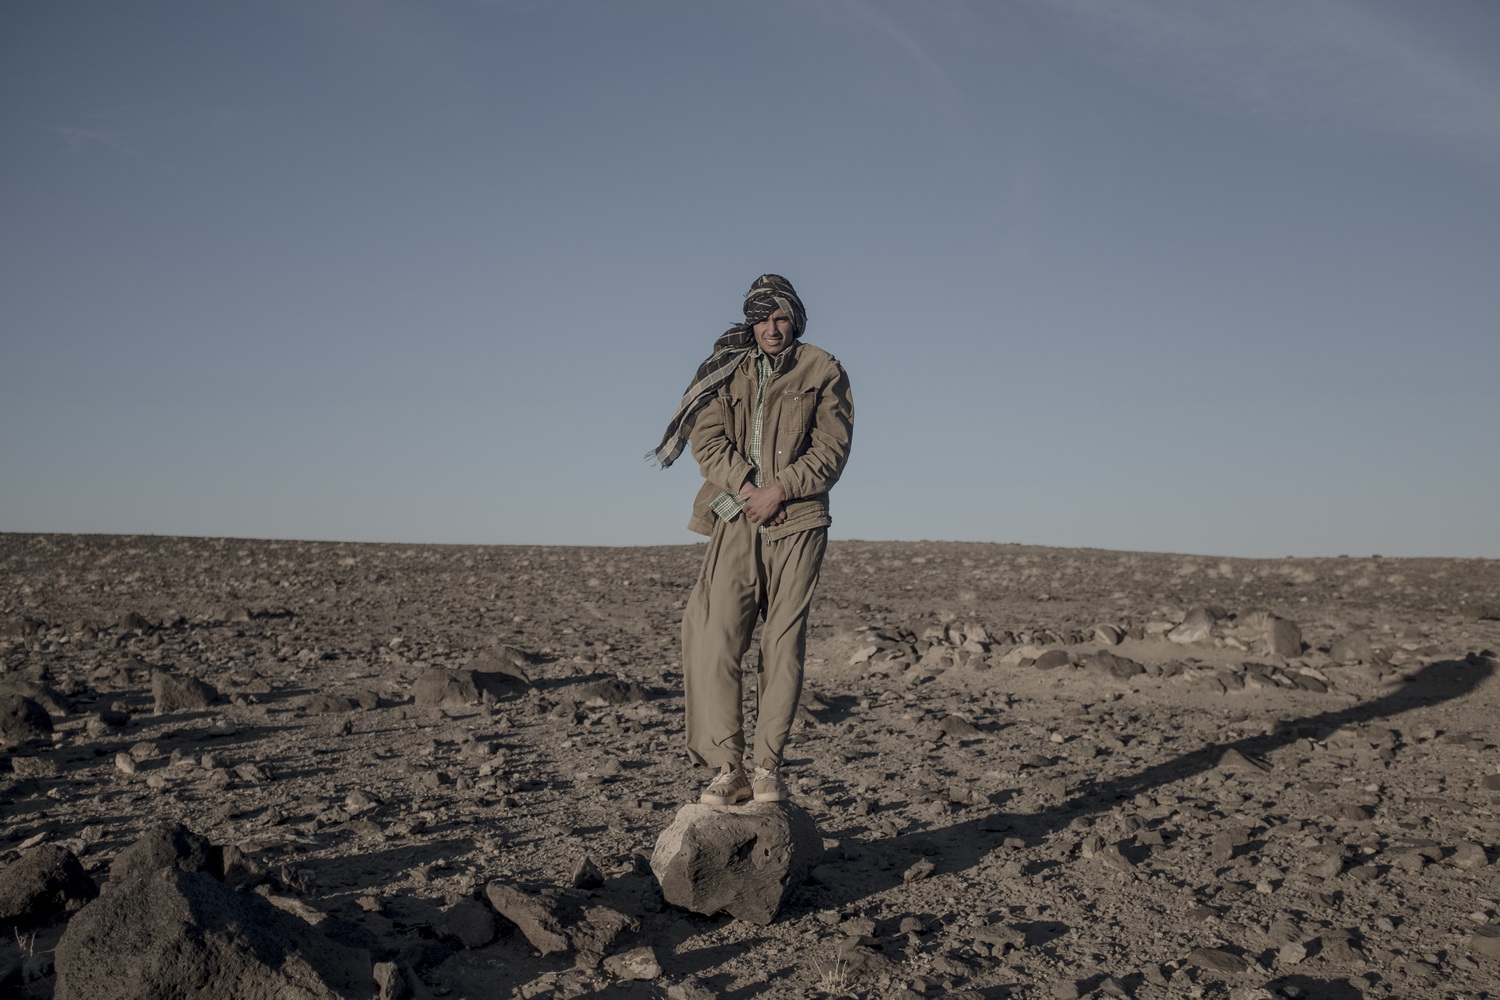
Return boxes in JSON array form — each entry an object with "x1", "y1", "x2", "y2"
[{"x1": 2, "y1": 533, "x2": 1497, "y2": 1000}]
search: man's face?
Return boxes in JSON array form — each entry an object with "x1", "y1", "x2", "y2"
[{"x1": 753, "y1": 307, "x2": 795, "y2": 356}]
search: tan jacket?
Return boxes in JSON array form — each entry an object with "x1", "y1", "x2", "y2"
[{"x1": 686, "y1": 341, "x2": 854, "y2": 541}]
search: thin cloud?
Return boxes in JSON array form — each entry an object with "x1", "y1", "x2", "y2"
[
  {"x1": 56, "y1": 125, "x2": 126, "y2": 153},
  {"x1": 829, "y1": 0, "x2": 962, "y2": 98},
  {"x1": 1036, "y1": 0, "x2": 1500, "y2": 162}
]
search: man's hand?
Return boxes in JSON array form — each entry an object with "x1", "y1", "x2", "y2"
[{"x1": 739, "y1": 481, "x2": 787, "y2": 526}]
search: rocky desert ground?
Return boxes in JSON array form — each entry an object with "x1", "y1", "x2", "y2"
[{"x1": 1, "y1": 532, "x2": 1497, "y2": 1000}]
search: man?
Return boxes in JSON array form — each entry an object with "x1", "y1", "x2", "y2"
[{"x1": 648, "y1": 274, "x2": 854, "y2": 806}]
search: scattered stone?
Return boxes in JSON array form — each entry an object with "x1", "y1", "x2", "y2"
[
  {"x1": 298, "y1": 693, "x2": 354, "y2": 715},
  {"x1": 484, "y1": 880, "x2": 638, "y2": 958},
  {"x1": 54, "y1": 867, "x2": 371, "y2": 1000},
  {"x1": 373, "y1": 960, "x2": 412, "y2": 1000},
  {"x1": 1451, "y1": 842, "x2": 1490, "y2": 869},
  {"x1": 0, "y1": 845, "x2": 98, "y2": 930},
  {"x1": 578, "y1": 679, "x2": 645, "y2": 706},
  {"x1": 570, "y1": 855, "x2": 605, "y2": 889},
  {"x1": 903, "y1": 858, "x2": 936, "y2": 882},
  {"x1": 1471, "y1": 924, "x2": 1500, "y2": 960},
  {"x1": 437, "y1": 897, "x2": 497, "y2": 948},
  {"x1": 411, "y1": 668, "x2": 483, "y2": 708},
  {"x1": 651, "y1": 801, "x2": 823, "y2": 925},
  {"x1": 109, "y1": 822, "x2": 219, "y2": 883},
  {"x1": 0, "y1": 694, "x2": 53, "y2": 749},
  {"x1": 0, "y1": 677, "x2": 71, "y2": 716},
  {"x1": 1088, "y1": 649, "x2": 1145, "y2": 680},
  {"x1": 1092, "y1": 624, "x2": 1123, "y2": 645},
  {"x1": 119, "y1": 611, "x2": 155, "y2": 633},
  {"x1": 467, "y1": 644, "x2": 535, "y2": 685},
  {"x1": 1329, "y1": 632, "x2": 1375, "y2": 664},
  {"x1": 603, "y1": 946, "x2": 661, "y2": 980},
  {"x1": 150, "y1": 670, "x2": 219, "y2": 714},
  {"x1": 938, "y1": 714, "x2": 982, "y2": 738},
  {"x1": 1188, "y1": 946, "x2": 1251, "y2": 974},
  {"x1": 1033, "y1": 650, "x2": 1072, "y2": 670},
  {"x1": 1318, "y1": 929, "x2": 1363, "y2": 963},
  {"x1": 1169, "y1": 608, "x2": 1217, "y2": 645},
  {"x1": 1218, "y1": 748, "x2": 1272, "y2": 774},
  {"x1": 1266, "y1": 618, "x2": 1304, "y2": 656},
  {"x1": 234, "y1": 762, "x2": 272, "y2": 784}
]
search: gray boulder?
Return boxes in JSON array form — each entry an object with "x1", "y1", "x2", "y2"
[
  {"x1": 151, "y1": 670, "x2": 219, "y2": 714},
  {"x1": 1329, "y1": 632, "x2": 1376, "y2": 664},
  {"x1": 1168, "y1": 607, "x2": 1217, "y2": 645},
  {"x1": 1087, "y1": 649, "x2": 1144, "y2": 680},
  {"x1": 436, "y1": 897, "x2": 497, "y2": 948},
  {"x1": 411, "y1": 668, "x2": 482, "y2": 708},
  {"x1": 0, "y1": 694, "x2": 52, "y2": 749},
  {"x1": 651, "y1": 801, "x2": 823, "y2": 925},
  {"x1": 0, "y1": 677, "x2": 71, "y2": 716},
  {"x1": 110, "y1": 822, "x2": 220, "y2": 883},
  {"x1": 483, "y1": 881, "x2": 637, "y2": 959},
  {"x1": 0, "y1": 845, "x2": 97, "y2": 930},
  {"x1": 55, "y1": 867, "x2": 373, "y2": 1000},
  {"x1": 1265, "y1": 618, "x2": 1304, "y2": 657}
]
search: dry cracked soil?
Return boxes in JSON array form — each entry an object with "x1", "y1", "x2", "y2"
[{"x1": 2, "y1": 533, "x2": 1498, "y2": 1000}]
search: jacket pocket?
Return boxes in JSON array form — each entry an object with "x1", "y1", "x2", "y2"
[{"x1": 776, "y1": 388, "x2": 817, "y2": 449}]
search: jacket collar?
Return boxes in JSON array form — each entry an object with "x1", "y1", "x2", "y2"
[{"x1": 749, "y1": 340, "x2": 800, "y2": 375}]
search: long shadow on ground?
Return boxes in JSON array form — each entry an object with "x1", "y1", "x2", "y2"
[{"x1": 814, "y1": 657, "x2": 1493, "y2": 907}]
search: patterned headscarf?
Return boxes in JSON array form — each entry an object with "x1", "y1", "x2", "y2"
[{"x1": 647, "y1": 274, "x2": 808, "y2": 468}]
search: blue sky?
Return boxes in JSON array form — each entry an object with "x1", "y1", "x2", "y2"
[{"x1": 3, "y1": 0, "x2": 1497, "y2": 558}]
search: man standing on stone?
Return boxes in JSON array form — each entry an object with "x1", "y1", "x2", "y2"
[{"x1": 649, "y1": 274, "x2": 854, "y2": 806}]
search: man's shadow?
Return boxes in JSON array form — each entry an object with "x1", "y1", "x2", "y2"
[{"x1": 810, "y1": 656, "x2": 1493, "y2": 907}]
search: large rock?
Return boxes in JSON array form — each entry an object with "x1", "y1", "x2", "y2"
[
  {"x1": 1087, "y1": 649, "x2": 1144, "y2": 680},
  {"x1": 1265, "y1": 618, "x2": 1304, "y2": 657},
  {"x1": 0, "y1": 845, "x2": 97, "y2": 930},
  {"x1": 1328, "y1": 632, "x2": 1375, "y2": 664},
  {"x1": 110, "y1": 822, "x2": 220, "y2": 883},
  {"x1": 0, "y1": 694, "x2": 52, "y2": 749},
  {"x1": 650, "y1": 801, "x2": 822, "y2": 925},
  {"x1": 55, "y1": 866, "x2": 373, "y2": 1000},
  {"x1": 0, "y1": 676, "x2": 71, "y2": 716},
  {"x1": 151, "y1": 670, "x2": 219, "y2": 714},
  {"x1": 411, "y1": 668, "x2": 482, "y2": 708},
  {"x1": 1168, "y1": 607, "x2": 1217, "y2": 645},
  {"x1": 484, "y1": 881, "x2": 637, "y2": 959}
]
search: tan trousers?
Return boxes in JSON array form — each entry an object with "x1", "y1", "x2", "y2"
[{"x1": 681, "y1": 517, "x2": 827, "y2": 770}]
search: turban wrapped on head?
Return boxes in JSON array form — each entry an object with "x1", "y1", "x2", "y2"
[
  {"x1": 646, "y1": 273, "x2": 809, "y2": 469},
  {"x1": 741, "y1": 273, "x2": 807, "y2": 337}
]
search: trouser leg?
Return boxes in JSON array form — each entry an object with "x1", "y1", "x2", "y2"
[
  {"x1": 681, "y1": 516, "x2": 759, "y2": 768},
  {"x1": 751, "y1": 527, "x2": 827, "y2": 769}
]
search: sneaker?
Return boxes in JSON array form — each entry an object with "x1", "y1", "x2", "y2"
[
  {"x1": 752, "y1": 767, "x2": 785, "y2": 802},
  {"x1": 700, "y1": 767, "x2": 751, "y2": 806}
]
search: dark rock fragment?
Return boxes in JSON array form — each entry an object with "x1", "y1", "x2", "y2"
[
  {"x1": 1328, "y1": 632, "x2": 1375, "y2": 664},
  {"x1": 650, "y1": 801, "x2": 823, "y2": 925},
  {"x1": 55, "y1": 867, "x2": 371, "y2": 1000},
  {"x1": 110, "y1": 822, "x2": 220, "y2": 883},
  {"x1": 1033, "y1": 650, "x2": 1072, "y2": 671},
  {"x1": 483, "y1": 880, "x2": 636, "y2": 958},
  {"x1": 1266, "y1": 618, "x2": 1304, "y2": 656},
  {"x1": 1188, "y1": 946, "x2": 1250, "y2": 974},
  {"x1": 1088, "y1": 649, "x2": 1145, "y2": 680},
  {"x1": 436, "y1": 897, "x2": 497, "y2": 948},
  {"x1": 150, "y1": 670, "x2": 219, "y2": 714},
  {"x1": 578, "y1": 679, "x2": 645, "y2": 706},
  {"x1": 0, "y1": 694, "x2": 52, "y2": 749},
  {"x1": 0, "y1": 845, "x2": 97, "y2": 930}
]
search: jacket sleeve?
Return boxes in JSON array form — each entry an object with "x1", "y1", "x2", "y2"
[
  {"x1": 688, "y1": 393, "x2": 756, "y2": 494},
  {"x1": 775, "y1": 362, "x2": 853, "y2": 501}
]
